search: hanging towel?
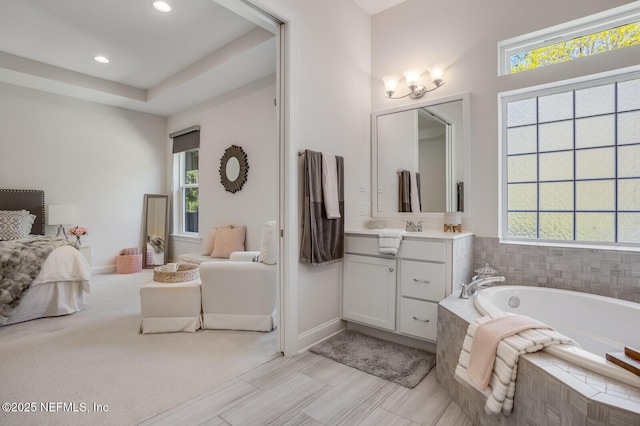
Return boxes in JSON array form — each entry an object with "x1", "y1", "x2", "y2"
[
  {"x1": 454, "y1": 312, "x2": 576, "y2": 415},
  {"x1": 398, "y1": 170, "x2": 411, "y2": 212},
  {"x1": 410, "y1": 171, "x2": 421, "y2": 213},
  {"x1": 322, "y1": 152, "x2": 341, "y2": 219},
  {"x1": 378, "y1": 228, "x2": 404, "y2": 255},
  {"x1": 300, "y1": 150, "x2": 344, "y2": 265}
]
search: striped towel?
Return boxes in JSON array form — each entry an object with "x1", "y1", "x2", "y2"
[
  {"x1": 378, "y1": 229, "x2": 404, "y2": 255},
  {"x1": 454, "y1": 312, "x2": 576, "y2": 415}
]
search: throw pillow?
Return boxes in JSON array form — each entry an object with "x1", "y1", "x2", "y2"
[
  {"x1": 0, "y1": 210, "x2": 33, "y2": 241},
  {"x1": 258, "y1": 221, "x2": 278, "y2": 265},
  {"x1": 202, "y1": 225, "x2": 233, "y2": 255},
  {"x1": 210, "y1": 226, "x2": 245, "y2": 258}
]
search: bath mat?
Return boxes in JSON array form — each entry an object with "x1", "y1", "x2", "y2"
[{"x1": 309, "y1": 330, "x2": 435, "y2": 388}]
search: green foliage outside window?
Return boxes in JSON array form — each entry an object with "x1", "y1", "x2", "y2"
[{"x1": 511, "y1": 22, "x2": 640, "y2": 73}]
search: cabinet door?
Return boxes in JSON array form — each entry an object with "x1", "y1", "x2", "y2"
[{"x1": 343, "y1": 254, "x2": 396, "y2": 331}]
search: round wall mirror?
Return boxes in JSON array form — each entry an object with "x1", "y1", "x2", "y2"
[{"x1": 219, "y1": 145, "x2": 249, "y2": 193}]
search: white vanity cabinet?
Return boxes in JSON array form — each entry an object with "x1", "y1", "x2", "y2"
[{"x1": 343, "y1": 230, "x2": 473, "y2": 342}]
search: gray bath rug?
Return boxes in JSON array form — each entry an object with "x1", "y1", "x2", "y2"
[{"x1": 309, "y1": 330, "x2": 435, "y2": 388}]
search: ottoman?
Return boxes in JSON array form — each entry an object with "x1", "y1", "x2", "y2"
[{"x1": 139, "y1": 278, "x2": 202, "y2": 334}]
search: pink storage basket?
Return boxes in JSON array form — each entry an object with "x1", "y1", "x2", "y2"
[{"x1": 116, "y1": 253, "x2": 142, "y2": 274}]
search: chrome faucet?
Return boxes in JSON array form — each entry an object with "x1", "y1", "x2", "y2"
[
  {"x1": 405, "y1": 221, "x2": 423, "y2": 232},
  {"x1": 459, "y1": 276, "x2": 505, "y2": 299}
]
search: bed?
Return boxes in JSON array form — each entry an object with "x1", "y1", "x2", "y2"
[{"x1": 0, "y1": 189, "x2": 91, "y2": 326}]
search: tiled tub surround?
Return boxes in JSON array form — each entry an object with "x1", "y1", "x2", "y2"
[
  {"x1": 473, "y1": 237, "x2": 640, "y2": 303},
  {"x1": 437, "y1": 296, "x2": 640, "y2": 426}
]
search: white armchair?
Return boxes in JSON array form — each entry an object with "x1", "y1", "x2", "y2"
[{"x1": 199, "y1": 221, "x2": 278, "y2": 331}]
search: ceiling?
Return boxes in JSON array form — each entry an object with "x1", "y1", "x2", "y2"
[
  {"x1": 353, "y1": 0, "x2": 408, "y2": 15},
  {"x1": 0, "y1": 0, "x2": 277, "y2": 116}
]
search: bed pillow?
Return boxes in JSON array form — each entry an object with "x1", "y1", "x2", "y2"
[
  {"x1": 210, "y1": 226, "x2": 246, "y2": 259},
  {"x1": 258, "y1": 221, "x2": 278, "y2": 265},
  {"x1": 202, "y1": 225, "x2": 233, "y2": 255},
  {"x1": 0, "y1": 210, "x2": 34, "y2": 241}
]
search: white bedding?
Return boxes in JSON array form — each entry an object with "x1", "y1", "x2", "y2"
[{"x1": 4, "y1": 244, "x2": 91, "y2": 325}]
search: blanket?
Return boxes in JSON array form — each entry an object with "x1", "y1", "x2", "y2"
[
  {"x1": 0, "y1": 236, "x2": 72, "y2": 324},
  {"x1": 455, "y1": 312, "x2": 575, "y2": 416}
]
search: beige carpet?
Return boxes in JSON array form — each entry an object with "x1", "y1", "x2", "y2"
[{"x1": 0, "y1": 270, "x2": 280, "y2": 426}]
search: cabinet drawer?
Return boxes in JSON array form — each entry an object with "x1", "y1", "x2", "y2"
[
  {"x1": 400, "y1": 260, "x2": 445, "y2": 301},
  {"x1": 398, "y1": 240, "x2": 446, "y2": 262},
  {"x1": 400, "y1": 298, "x2": 438, "y2": 341}
]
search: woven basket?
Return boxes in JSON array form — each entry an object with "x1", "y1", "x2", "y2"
[
  {"x1": 116, "y1": 254, "x2": 142, "y2": 274},
  {"x1": 153, "y1": 264, "x2": 199, "y2": 283}
]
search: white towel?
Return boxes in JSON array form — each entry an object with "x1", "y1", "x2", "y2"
[
  {"x1": 378, "y1": 229, "x2": 404, "y2": 255},
  {"x1": 410, "y1": 172, "x2": 420, "y2": 213},
  {"x1": 322, "y1": 152, "x2": 341, "y2": 219},
  {"x1": 454, "y1": 312, "x2": 576, "y2": 416}
]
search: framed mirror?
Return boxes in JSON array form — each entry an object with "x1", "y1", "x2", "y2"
[
  {"x1": 143, "y1": 194, "x2": 169, "y2": 268},
  {"x1": 372, "y1": 93, "x2": 470, "y2": 218},
  {"x1": 219, "y1": 145, "x2": 249, "y2": 193}
]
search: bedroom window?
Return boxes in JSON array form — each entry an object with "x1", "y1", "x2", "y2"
[
  {"x1": 170, "y1": 126, "x2": 200, "y2": 235},
  {"x1": 499, "y1": 69, "x2": 640, "y2": 247},
  {"x1": 498, "y1": 3, "x2": 640, "y2": 76},
  {"x1": 178, "y1": 149, "x2": 199, "y2": 234}
]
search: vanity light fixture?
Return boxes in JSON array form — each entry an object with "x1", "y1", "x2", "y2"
[
  {"x1": 383, "y1": 68, "x2": 445, "y2": 99},
  {"x1": 94, "y1": 56, "x2": 110, "y2": 64},
  {"x1": 153, "y1": 1, "x2": 172, "y2": 12}
]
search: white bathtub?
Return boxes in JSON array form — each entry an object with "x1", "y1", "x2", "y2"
[{"x1": 475, "y1": 285, "x2": 640, "y2": 388}]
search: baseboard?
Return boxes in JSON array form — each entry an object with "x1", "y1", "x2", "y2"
[
  {"x1": 346, "y1": 322, "x2": 437, "y2": 353},
  {"x1": 297, "y1": 317, "x2": 346, "y2": 354},
  {"x1": 92, "y1": 264, "x2": 116, "y2": 274}
]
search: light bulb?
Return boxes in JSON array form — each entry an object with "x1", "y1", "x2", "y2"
[
  {"x1": 403, "y1": 70, "x2": 421, "y2": 87},
  {"x1": 153, "y1": 1, "x2": 172, "y2": 12}
]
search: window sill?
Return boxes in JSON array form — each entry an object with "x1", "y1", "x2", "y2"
[
  {"x1": 170, "y1": 234, "x2": 202, "y2": 244},
  {"x1": 499, "y1": 238, "x2": 640, "y2": 253}
]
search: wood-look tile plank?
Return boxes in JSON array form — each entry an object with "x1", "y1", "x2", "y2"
[
  {"x1": 302, "y1": 369, "x2": 399, "y2": 425},
  {"x1": 198, "y1": 416, "x2": 231, "y2": 426},
  {"x1": 434, "y1": 401, "x2": 474, "y2": 426},
  {"x1": 239, "y1": 352, "x2": 314, "y2": 390},
  {"x1": 358, "y1": 407, "x2": 420, "y2": 426},
  {"x1": 220, "y1": 371, "x2": 328, "y2": 426},
  {"x1": 140, "y1": 378, "x2": 258, "y2": 426},
  {"x1": 298, "y1": 353, "x2": 357, "y2": 386},
  {"x1": 380, "y1": 371, "x2": 452, "y2": 425},
  {"x1": 281, "y1": 412, "x2": 325, "y2": 426}
]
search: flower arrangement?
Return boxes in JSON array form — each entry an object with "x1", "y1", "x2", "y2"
[{"x1": 68, "y1": 226, "x2": 89, "y2": 237}]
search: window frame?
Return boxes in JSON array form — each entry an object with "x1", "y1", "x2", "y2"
[
  {"x1": 498, "y1": 3, "x2": 640, "y2": 76},
  {"x1": 498, "y1": 66, "x2": 640, "y2": 251},
  {"x1": 174, "y1": 148, "x2": 199, "y2": 236}
]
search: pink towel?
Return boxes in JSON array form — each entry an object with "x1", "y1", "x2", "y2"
[{"x1": 467, "y1": 314, "x2": 552, "y2": 389}]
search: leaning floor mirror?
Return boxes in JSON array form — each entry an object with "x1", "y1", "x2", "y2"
[{"x1": 143, "y1": 194, "x2": 169, "y2": 268}]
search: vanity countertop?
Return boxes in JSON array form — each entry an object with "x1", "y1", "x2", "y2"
[{"x1": 346, "y1": 229, "x2": 474, "y2": 240}]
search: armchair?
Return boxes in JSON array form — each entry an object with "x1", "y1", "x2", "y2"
[{"x1": 199, "y1": 221, "x2": 278, "y2": 331}]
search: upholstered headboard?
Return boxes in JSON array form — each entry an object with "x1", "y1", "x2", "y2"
[{"x1": 0, "y1": 189, "x2": 45, "y2": 235}]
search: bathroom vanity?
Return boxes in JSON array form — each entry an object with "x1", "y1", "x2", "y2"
[{"x1": 343, "y1": 230, "x2": 473, "y2": 342}]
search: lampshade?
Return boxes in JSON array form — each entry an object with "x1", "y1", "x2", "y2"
[
  {"x1": 444, "y1": 211, "x2": 461, "y2": 226},
  {"x1": 47, "y1": 205, "x2": 78, "y2": 225},
  {"x1": 382, "y1": 75, "x2": 399, "y2": 93},
  {"x1": 430, "y1": 67, "x2": 444, "y2": 80},
  {"x1": 403, "y1": 70, "x2": 421, "y2": 87}
]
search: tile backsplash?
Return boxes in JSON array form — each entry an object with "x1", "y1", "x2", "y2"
[{"x1": 473, "y1": 237, "x2": 640, "y2": 303}]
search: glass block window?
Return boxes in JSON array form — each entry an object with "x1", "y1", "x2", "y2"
[{"x1": 502, "y1": 73, "x2": 640, "y2": 246}]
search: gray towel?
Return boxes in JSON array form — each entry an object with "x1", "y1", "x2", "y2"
[{"x1": 300, "y1": 150, "x2": 344, "y2": 265}]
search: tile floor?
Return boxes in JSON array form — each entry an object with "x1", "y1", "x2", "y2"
[{"x1": 141, "y1": 351, "x2": 473, "y2": 426}]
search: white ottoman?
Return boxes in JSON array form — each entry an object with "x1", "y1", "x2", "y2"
[{"x1": 139, "y1": 278, "x2": 202, "y2": 334}]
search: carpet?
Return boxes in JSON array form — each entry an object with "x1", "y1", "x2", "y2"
[
  {"x1": 309, "y1": 330, "x2": 436, "y2": 388},
  {"x1": 0, "y1": 270, "x2": 280, "y2": 426}
]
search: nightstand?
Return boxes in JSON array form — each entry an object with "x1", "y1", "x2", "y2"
[{"x1": 77, "y1": 245, "x2": 92, "y2": 266}]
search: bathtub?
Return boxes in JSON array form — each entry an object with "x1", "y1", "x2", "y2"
[{"x1": 475, "y1": 285, "x2": 640, "y2": 388}]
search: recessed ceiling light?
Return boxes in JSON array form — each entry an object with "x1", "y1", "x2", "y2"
[
  {"x1": 153, "y1": 1, "x2": 171, "y2": 12},
  {"x1": 94, "y1": 56, "x2": 110, "y2": 64}
]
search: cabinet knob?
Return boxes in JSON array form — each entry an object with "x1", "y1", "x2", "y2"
[
  {"x1": 413, "y1": 278, "x2": 431, "y2": 284},
  {"x1": 412, "y1": 316, "x2": 430, "y2": 323},
  {"x1": 389, "y1": 267, "x2": 394, "y2": 272}
]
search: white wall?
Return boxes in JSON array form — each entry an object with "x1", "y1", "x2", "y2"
[
  {"x1": 167, "y1": 76, "x2": 278, "y2": 258},
  {"x1": 0, "y1": 82, "x2": 167, "y2": 271},
  {"x1": 372, "y1": 0, "x2": 639, "y2": 237}
]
